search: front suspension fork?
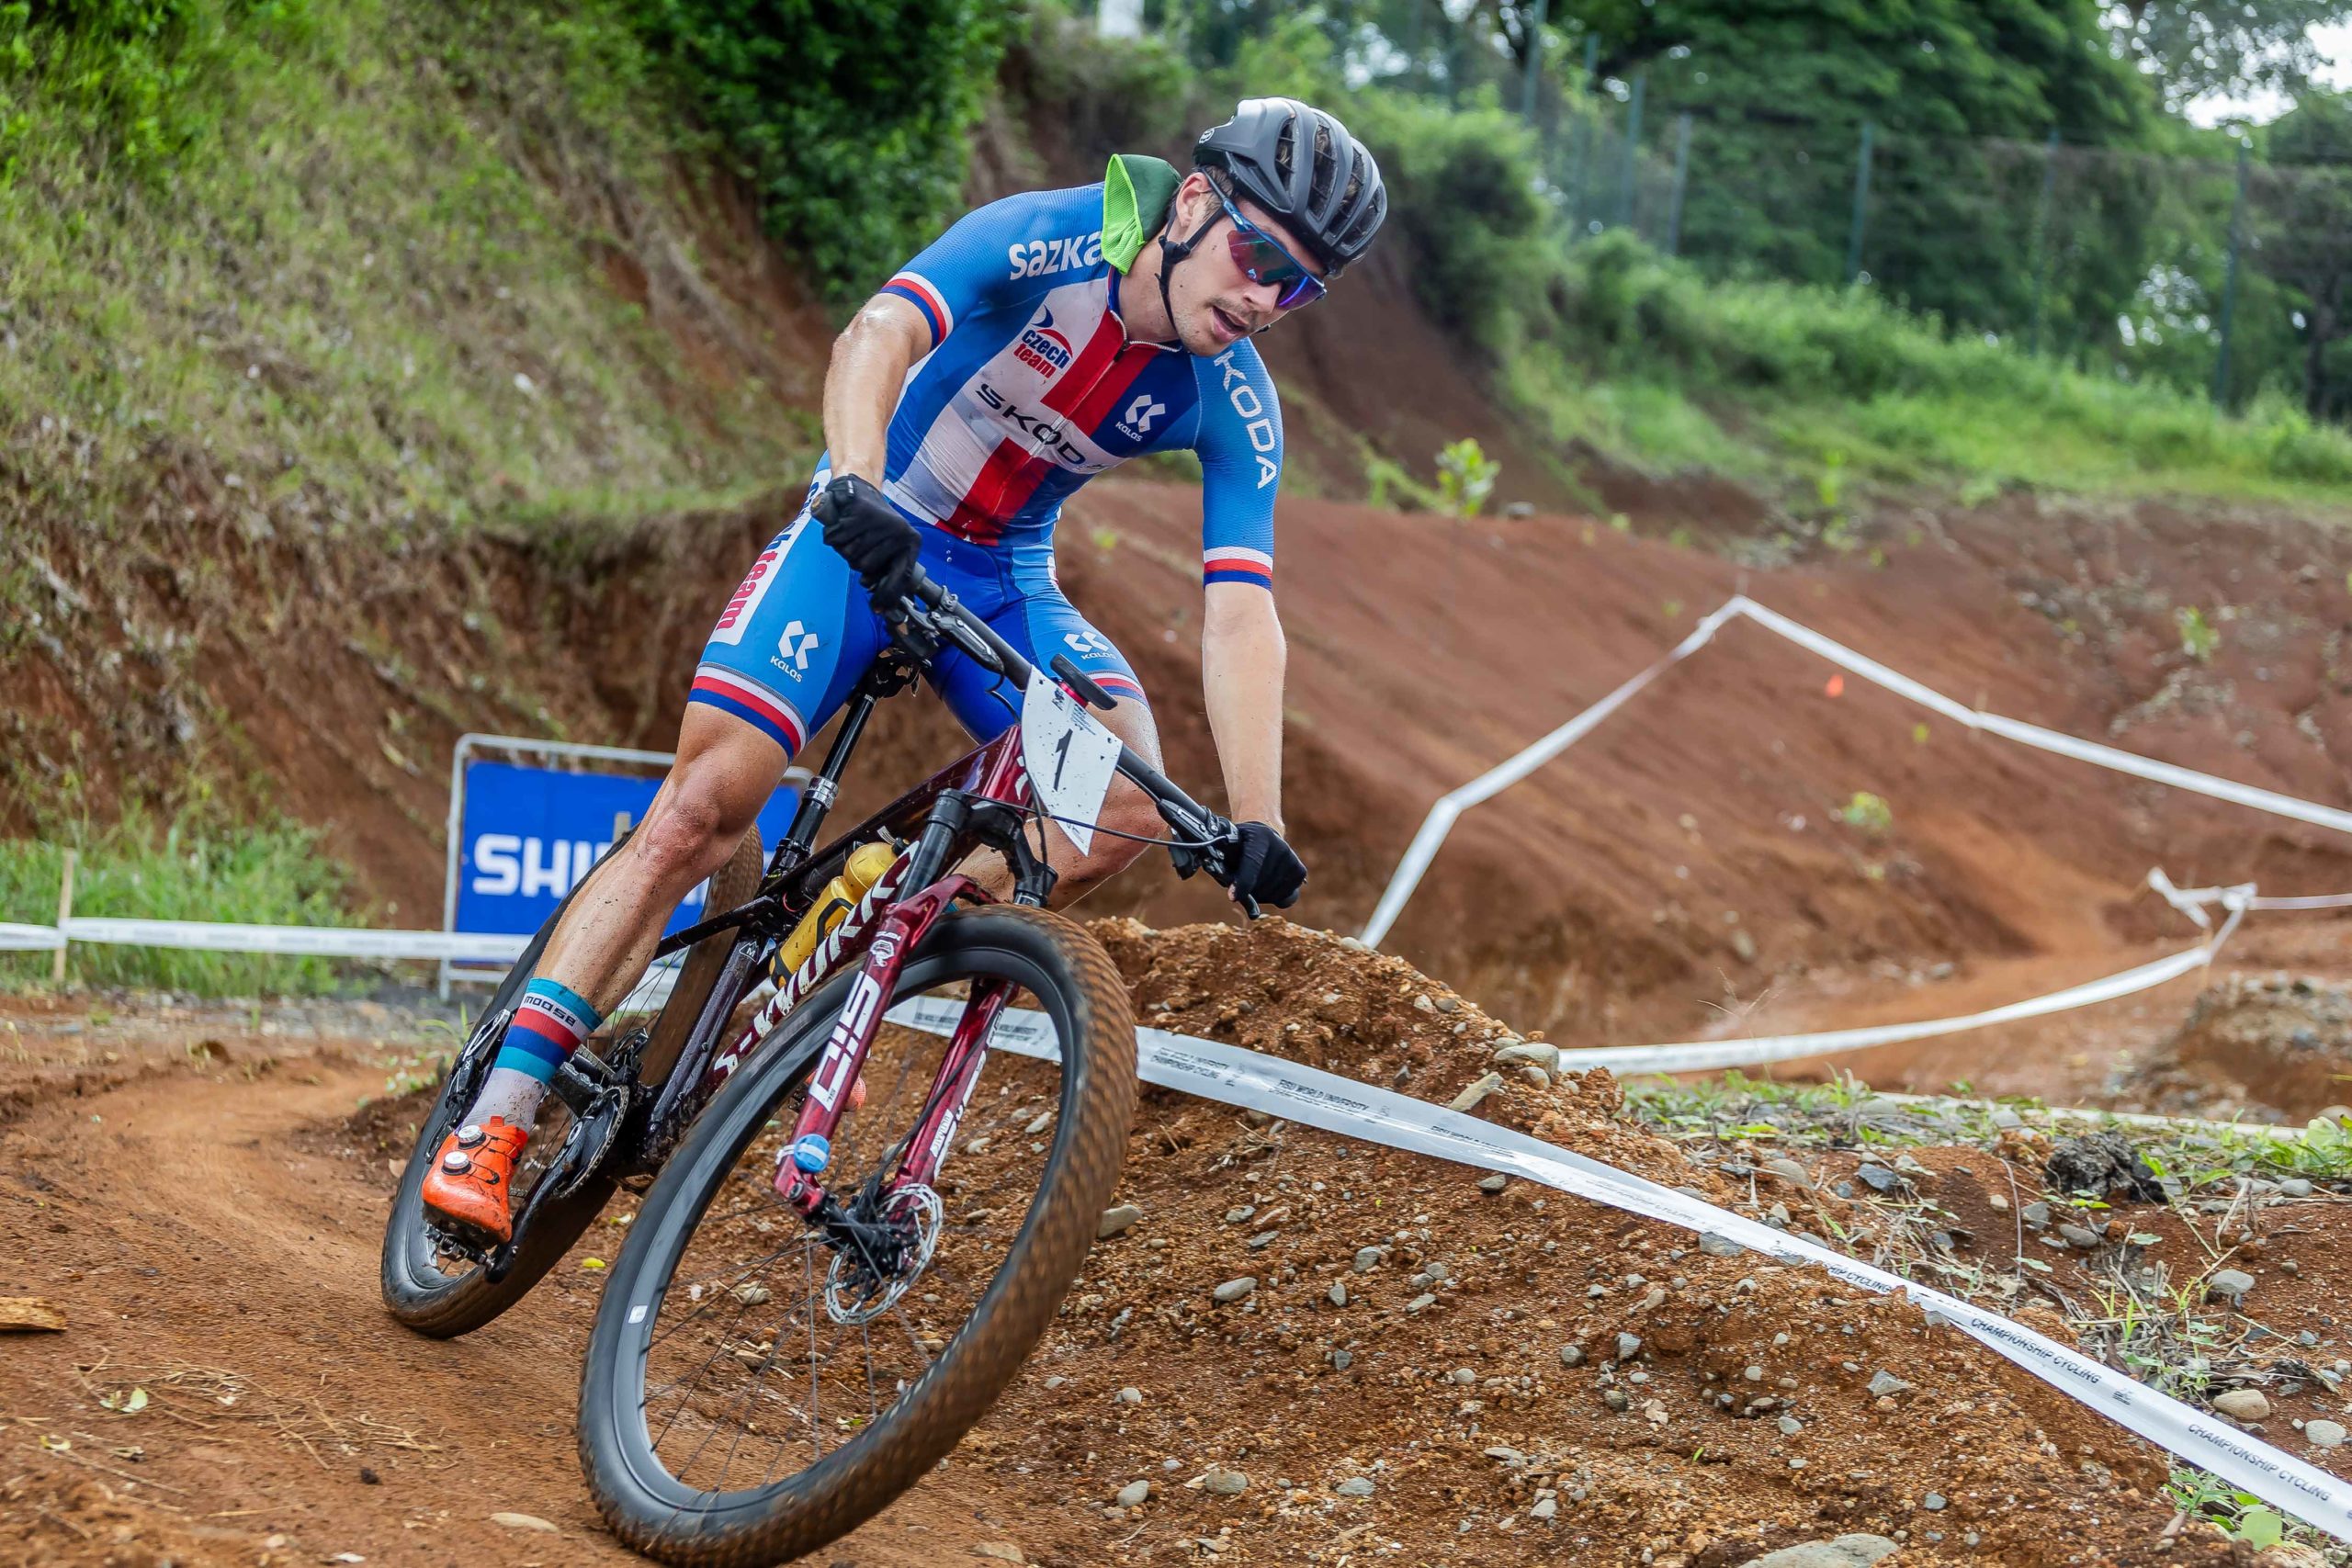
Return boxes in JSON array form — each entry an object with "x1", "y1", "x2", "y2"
[{"x1": 773, "y1": 876, "x2": 978, "y2": 1213}]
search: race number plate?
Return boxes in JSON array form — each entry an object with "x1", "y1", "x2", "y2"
[{"x1": 1020, "y1": 670, "x2": 1123, "y2": 854}]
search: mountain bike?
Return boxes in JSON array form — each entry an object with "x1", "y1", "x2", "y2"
[{"x1": 379, "y1": 565, "x2": 1263, "y2": 1563}]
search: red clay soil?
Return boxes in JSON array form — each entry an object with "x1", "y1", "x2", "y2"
[{"x1": 2, "y1": 920, "x2": 2311, "y2": 1567}]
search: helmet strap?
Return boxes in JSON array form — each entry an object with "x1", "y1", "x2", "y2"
[{"x1": 1152, "y1": 184, "x2": 1224, "y2": 347}]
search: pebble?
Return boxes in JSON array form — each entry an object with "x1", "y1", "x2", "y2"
[
  {"x1": 1212, "y1": 1277, "x2": 1257, "y2": 1303},
  {"x1": 1114, "y1": 1479, "x2": 1150, "y2": 1507},
  {"x1": 2212, "y1": 1388, "x2": 2271, "y2": 1422},
  {"x1": 1699, "y1": 1233, "x2": 1747, "y2": 1258},
  {"x1": 1448, "y1": 1073, "x2": 1504, "y2": 1112},
  {"x1": 1493, "y1": 1040, "x2": 1560, "y2": 1071},
  {"x1": 1855, "y1": 1164, "x2": 1905, "y2": 1194},
  {"x1": 1617, "y1": 1333, "x2": 1644, "y2": 1361},
  {"x1": 1114, "y1": 1387, "x2": 1142, "y2": 1405},
  {"x1": 2208, "y1": 1268, "x2": 2257, "y2": 1301},
  {"x1": 1733, "y1": 1537, "x2": 1899, "y2": 1568},
  {"x1": 1763, "y1": 1156, "x2": 1815, "y2": 1189},
  {"x1": 1247, "y1": 1230, "x2": 1279, "y2": 1250},
  {"x1": 1433, "y1": 994, "x2": 1461, "y2": 1012},
  {"x1": 2021, "y1": 1201, "x2": 2051, "y2": 1228},
  {"x1": 2307, "y1": 1419, "x2": 2347, "y2": 1448},
  {"x1": 1225, "y1": 1205, "x2": 1255, "y2": 1224},
  {"x1": 1560, "y1": 1344, "x2": 1586, "y2": 1367},
  {"x1": 490, "y1": 1514, "x2": 559, "y2": 1533},
  {"x1": 1331, "y1": 1349, "x2": 1353, "y2": 1370},
  {"x1": 973, "y1": 1545, "x2": 1026, "y2": 1564},
  {"x1": 1477, "y1": 1173, "x2": 1510, "y2": 1194},
  {"x1": 2058, "y1": 1224, "x2": 2101, "y2": 1249},
  {"x1": 1334, "y1": 1476, "x2": 1375, "y2": 1497},
  {"x1": 2280, "y1": 1178, "x2": 2314, "y2": 1198},
  {"x1": 1425, "y1": 1260, "x2": 1453, "y2": 1281},
  {"x1": 1530, "y1": 1495, "x2": 1558, "y2": 1519},
  {"x1": 1778, "y1": 1415, "x2": 1804, "y2": 1436},
  {"x1": 1865, "y1": 1371, "x2": 1913, "y2": 1400},
  {"x1": 1406, "y1": 1292, "x2": 1437, "y2": 1313},
  {"x1": 1449, "y1": 1367, "x2": 1478, "y2": 1385},
  {"x1": 1353, "y1": 1247, "x2": 1383, "y2": 1272},
  {"x1": 1922, "y1": 1494, "x2": 1946, "y2": 1511},
  {"x1": 1414, "y1": 994, "x2": 1438, "y2": 1013},
  {"x1": 1329, "y1": 1281, "x2": 1348, "y2": 1307},
  {"x1": 1097, "y1": 1204, "x2": 1145, "y2": 1238},
  {"x1": 1603, "y1": 1389, "x2": 1630, "y2": 1411},
  {"x1": 1201, "y1": 1467, "x2": 1249, "y2": 1495}
]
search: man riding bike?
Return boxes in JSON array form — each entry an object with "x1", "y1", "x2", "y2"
[{"x1": 423, "y1": 96, "x2": 1387, "y2": 1242}]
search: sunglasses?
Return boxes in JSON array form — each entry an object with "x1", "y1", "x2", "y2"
[{"x1": 1216, "y1": 192, "x2": 1327, "y2": 311}]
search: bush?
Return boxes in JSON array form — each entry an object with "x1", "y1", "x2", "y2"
[
  {"x1": 624, "y1": 0, "x2": 1007, "y2": 303},
  {"x1": 0, "y1": 0, "x2": 310, "y2": 180}
]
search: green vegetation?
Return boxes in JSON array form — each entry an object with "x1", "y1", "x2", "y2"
[
  {"x1": 0, "y1": 807, "x2": 361, "y2": 995},
  {"x1": 622, "y1": 0, "x2": 1008, "y2": 300},
  {"x1": 1, "y1": 0, "x2": 799, "y2": 558}
]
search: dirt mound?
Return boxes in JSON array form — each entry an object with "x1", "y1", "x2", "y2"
[{"x1": 2121, "y1": 974, "x2": 2352, "y2": 1122}]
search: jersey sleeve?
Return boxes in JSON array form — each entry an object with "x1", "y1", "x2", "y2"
[
  {"x1": 1192, "y1": 344, "x2": 1282, "y2": 590},
  {"x1": 879, "y1": 188, "x2": 1101, "y2": 351}
]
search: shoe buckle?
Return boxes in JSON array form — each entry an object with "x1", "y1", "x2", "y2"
[{"x1": 441, "y1": 1149, "x2": 473, "y2": 1174}]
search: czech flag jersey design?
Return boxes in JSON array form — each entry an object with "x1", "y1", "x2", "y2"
[{"x1": 874, "y1": 181, "x2": 1282, "y2": 592}]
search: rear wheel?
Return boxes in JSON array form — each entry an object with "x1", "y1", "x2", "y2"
[
  {"x1": 379, "y1": 828, "x2": 764, "y2": 1338},
  {"x1": 577, "y1": 903, "x2": 1136, "y2": 1566}
]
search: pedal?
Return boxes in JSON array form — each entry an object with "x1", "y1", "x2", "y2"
[{"x1": 550, "y1": 1043, "x2": 625, "y2": 1119}]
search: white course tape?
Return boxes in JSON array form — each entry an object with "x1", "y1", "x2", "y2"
[
  {"x1": 56, "y1": 918, "x2": 528, "y2": 964},
  {"x1": 1363, "y1": 594, "x2": 2352, "y2": 948},
  {"x1": 0, "y1": 921, "x2": 67, "y2": 953},
  {"x1": 887, "y1": 995, "x2": 2352, "y2": 1540},
  {"x1": 1575, "y1": 941, "x2": 2222, "y2": 1076},
  {"x1": 2150, "y1": 866, "x2": 2352, "y2": 926}
]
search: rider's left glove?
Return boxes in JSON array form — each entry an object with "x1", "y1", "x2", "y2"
[
  {"x1": 1230, "y1": 821, "x2": 1306, "y2": 909},
  {"x1": 813, "y1": 474, "x2": 921, "y2": 604}
]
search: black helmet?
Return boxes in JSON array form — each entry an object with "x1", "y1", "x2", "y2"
[{"x1": 1193, "y1": 97, "x2": 1386, "y2": 273}]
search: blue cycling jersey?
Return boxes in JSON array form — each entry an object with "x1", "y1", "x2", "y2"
[
  {"x1": 872, "y1": 177, "x2": 1281, "y2": 590},
  {"x1": 687, "y1": 164, "x2": 1279, "y2": 760}
]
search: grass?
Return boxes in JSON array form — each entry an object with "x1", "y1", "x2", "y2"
[
  {"x1": 0, "y1": 0, "x2": 798, "y2": 569},
  {"x1": 1510, "y1": 232, "x2": 2352, "y2": 510},
  {"x1": 0, "y1": 809, "x2": 364, "y2": 996}
]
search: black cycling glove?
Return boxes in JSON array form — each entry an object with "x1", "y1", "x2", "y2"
[
  {"x1": 1229, "y1": 820, "x2": 1306, "y2": 909},
  {"x1": 812, "y1": 474, "x2": 921, "y2": 604}
]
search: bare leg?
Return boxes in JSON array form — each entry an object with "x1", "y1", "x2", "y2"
[
  {"x1": 539, "y1": 706, "x2": 791, "y2": 1015},
  {"x1": 960, "y1": 697, "x2": 1161, "y2": 906}
]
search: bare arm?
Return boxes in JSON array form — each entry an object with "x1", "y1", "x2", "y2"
[
  {"x1": 1200, "y1": 582, "x2": 1287, "y2": 832},
  {"x1": 822, "y1": 294, "x2": 932, "y2": 482}
]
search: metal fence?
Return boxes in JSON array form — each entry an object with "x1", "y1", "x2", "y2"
[{"x1": 1134, "y1": 3, "x2": 2352, "y2": 421}]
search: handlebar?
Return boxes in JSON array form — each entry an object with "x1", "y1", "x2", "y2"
[{"x1": 882, "y1": 568, "x2": 1261, "y2": 916}]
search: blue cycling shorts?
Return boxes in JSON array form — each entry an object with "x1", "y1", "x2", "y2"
[{"x1": 687, "y1": 480, "x2": 1147, "y2": 759}]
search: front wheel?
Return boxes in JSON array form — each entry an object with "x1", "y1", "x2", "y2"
[{"x1": 577, "y1": 903, "x2": 1137, "y2": 1566}]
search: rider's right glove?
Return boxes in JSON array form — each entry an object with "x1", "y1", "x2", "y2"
[
  {"x1": 812, "y1": 474, "x2": 921, "y2": 603},
  {"x1": 1230, "y1": 821, "x2": 1306, "y2": 909}
]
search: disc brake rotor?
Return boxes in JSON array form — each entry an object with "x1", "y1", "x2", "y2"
[{"x1": 823, "y1": 1184, "x2": 944, "y2": 1325}]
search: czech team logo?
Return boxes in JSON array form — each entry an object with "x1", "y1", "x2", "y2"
[{"x1": 1015, "y1": 308, "x2": 1075, "y2": 378}]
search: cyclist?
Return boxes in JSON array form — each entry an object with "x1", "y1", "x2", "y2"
[{"x1": 424, "y1": 97, "x2": 1386, "y2": 1241}]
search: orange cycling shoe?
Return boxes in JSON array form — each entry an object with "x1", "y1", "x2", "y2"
[{"x1": 420, "y1": 1117, "x2": 530, "y2": 1243}]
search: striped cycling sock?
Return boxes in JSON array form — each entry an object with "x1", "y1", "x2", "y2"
[
  {"x1": 500, "y1": 977, "x2": 603, "y2": 1080},
  {"x1": 465, "y1": 978, "x2": 605, "y2": 1134}
]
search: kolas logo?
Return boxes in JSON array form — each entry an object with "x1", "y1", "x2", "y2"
[
  {"x1": 1116, "y1": 391, "x2": 1167, "y2": 441},
  {"x1": 774, "y1": 619, "x2": 820, "y2": 679},
  {"x1": 1014, "y1": 308, "x2": 1075, "y2": 378}
]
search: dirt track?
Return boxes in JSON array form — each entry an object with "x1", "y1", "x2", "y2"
[{"x1": 12, "y1": 924, "x2": 2352, "y2": 1567}]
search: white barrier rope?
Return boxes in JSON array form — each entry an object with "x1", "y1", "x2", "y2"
[
  {"x1": 1361, "y1": 594, "x2": 2352, "y2": 948},
  {"x1": 889, "y1": 997, "x2": 2352, "y2": 1542},
  {"x1": 0, "y1": 921, "x2": 66, "y2": 953}
]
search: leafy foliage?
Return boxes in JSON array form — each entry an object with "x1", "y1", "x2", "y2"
[
  {"x1": 2111, "y1": 0, "x2": 2352, "y2": 112},
  {"x1": 624, "y1": 0, "x2": 1007, "y2": 301}
]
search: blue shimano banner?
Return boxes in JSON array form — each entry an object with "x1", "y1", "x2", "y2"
[{"x1": 453, "y1": 760, "x2": 797, "y2": 946}]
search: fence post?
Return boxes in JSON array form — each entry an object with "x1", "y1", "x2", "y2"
[
  {"x1": 1617, "y1": 73, "x2": 1645, "y2": 230},
  {"x1": 2213, "y1": 139, "x2": 2251, "y2": 408},
  {"x1": 1566, "y1": 33, "x2": 1599, "y2": 243},
  {"x1": 1845, "y1": 119, "x2": 1875, "y2": 285},
  {"x1": 1519, "y1": 0, "x2": 1548, "y2": 120},
  {"x1": 2027, "y1": 127, "x2": 2060, "y2": 354},
  {"x1": 1666, "y1": 111, "x2": 1693, "y2": 256},
  {"x1": 52, "y1": 848, "x2": 76, "y2": 987}
]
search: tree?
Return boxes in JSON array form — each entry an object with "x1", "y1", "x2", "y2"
[
  {"x1": 2109, "y1": 2, "x2": 2352, "y2": 114},
  {"x1": 2256, "y1": 90, "x2": 2352, "y2": 418}
]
